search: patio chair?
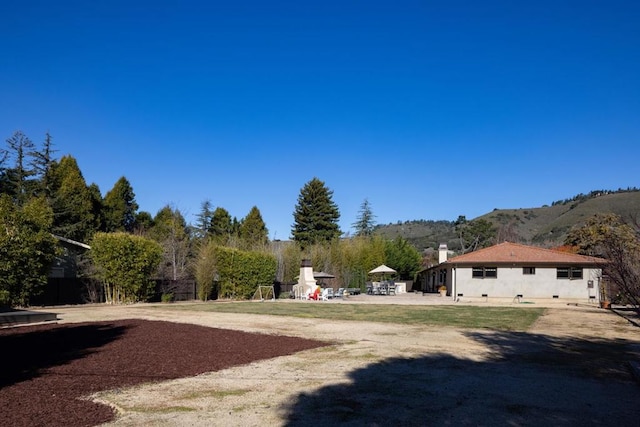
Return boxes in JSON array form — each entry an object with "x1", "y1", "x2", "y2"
[
  {"x1": 307, "y1": 287, "x2": 320, "y2": 300},
  {"x1": 321, "y1": 288, "x2": 334, "y2": 301},
  {"x1": 379, "y1": 283, "x2": 388, "y2": 295}
]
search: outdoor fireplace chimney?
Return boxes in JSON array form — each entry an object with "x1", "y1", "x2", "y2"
[
  {"x1": 438, "y1": 243, "x2": 448, "y2": 264},
  {"x1": 297, "y1": 259, "x2": 317, "y2": 295}
]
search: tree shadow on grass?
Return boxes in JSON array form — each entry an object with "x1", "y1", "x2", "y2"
[
  {"x1": 0, "y1": 322, "x2": 128, "y2": 388},
  {"x1": 465, "y1": 331, "x2": 640, "y2": 381},
  {"x1": 280, "y1": 332, "x2": 640, "y2": 426}
]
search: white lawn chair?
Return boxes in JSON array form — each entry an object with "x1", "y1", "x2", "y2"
[{"x1": 321, "y1": 288, "x2": 334, "y2": 301}]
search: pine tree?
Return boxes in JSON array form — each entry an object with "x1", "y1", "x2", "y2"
[
  {"x1": 239, "y1": 206, "x2": 268, "y2": 248},
  {"x1": 30, "y1": 132, "x2": 57, "y2": 199},
  {"x1": 103, "y1": 176, "x2": 138, "y2": 233},
  {"x1": 134, "y1": 211, "x2": 154, "y2": 234},
  {"x1": 352, "y1": 198, "x2": 376, "y2": 237},
  {"x1": 87, "y1": 183, "x2": 104, "y2": 232},
  {"x1": 194, "y1": 199, "x2": 214, "y2": 239},
  {"x1": 50, "y1": 155, "x2": 96, "y2": 242},
  {"x1": 209, "y1": 207, "x2": 233, "y2": 243},
  {"x1": 292, "y1": 177, "x2": 341, "y2": 246}
]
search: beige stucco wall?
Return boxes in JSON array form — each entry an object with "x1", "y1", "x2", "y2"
[{"x1": 448, "y1": 266, "x2": 601, "y2": 301}]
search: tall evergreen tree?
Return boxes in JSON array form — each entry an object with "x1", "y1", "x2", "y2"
[
  {"x1": 50, "y1": 155, "x2": 96, "y2": 242},
  {"x1": 352, "y1": 198, "x2": 376, "y2": 237},
  {"x1": 4, "y1": 130, "x2": 36, "y2": 205},
  {"x1": 0, "y1": 146, "x2": 9, "y2": 196},
  {"x1": 194, "y1": 199, "x2": 214, "y2": 239},
  {"x1": 103, "y1": 176, "x2": 138, "y2": 233},
  {"x1": 87, "y1": 183, "x2": 104, "y2": 232},
  {"x1": 30, "y1": 132, "x2": 57, "y2": 199},
  {"x1": 134, "y1": 211, "x2": 154, "y2": 234},
  {"x1": 292, "y1": 177, "x2": 341, "y2": 246},
  {"x1": 239, "y1": 206, "x2": 268, "y2": 248},
  {"x1": 209, "y1": 207, "x2": 233, "y2": 243}
]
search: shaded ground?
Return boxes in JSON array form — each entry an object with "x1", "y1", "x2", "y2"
[{"x1": 0, "y1": 319, "x2": 328, "y2": 427}]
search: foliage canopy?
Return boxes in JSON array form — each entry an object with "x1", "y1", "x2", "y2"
[
  {"x1": 0, "y1": 195, "x2": 58, "y2": 306},
  {"x1": 565, "y1": 213, "x2": 640, "y2": 311}
]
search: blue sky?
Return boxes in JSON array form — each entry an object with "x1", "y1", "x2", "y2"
[{"x1": 2, "y1": 1, "x2": 639, "y2": 240}]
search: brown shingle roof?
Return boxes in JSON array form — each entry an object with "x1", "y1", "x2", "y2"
[{"x1": 446, "y1": 242, "x2": 607, "y2": 265}]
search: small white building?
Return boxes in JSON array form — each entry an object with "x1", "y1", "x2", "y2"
[{"x1": 424, "y1": 242, "x2": 607, "y2": 302}]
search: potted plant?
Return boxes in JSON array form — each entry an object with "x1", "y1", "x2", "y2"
[{"x1": 438, "y1": 285, "x2": 447, "y2": 297}]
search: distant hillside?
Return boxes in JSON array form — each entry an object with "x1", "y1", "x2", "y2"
[
  {"x1": 375, "y1": 189, "x2": 640, "y2": 251},
  {"x1": 374, "y1": 219, "x2": 458, "y2": 251}
]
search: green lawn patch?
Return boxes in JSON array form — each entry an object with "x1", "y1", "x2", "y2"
[{"x1": 151, "y1": 302, "x2": 544, "y2": 331}]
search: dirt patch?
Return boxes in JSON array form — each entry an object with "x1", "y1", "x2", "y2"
[{"x1": 4, "y1": 300, "x2": 640, "y2": 426}]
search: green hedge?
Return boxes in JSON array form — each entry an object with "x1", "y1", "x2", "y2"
[
  {"x1": 197, "y1": 243, "x2": 277, "y2": 300},
  {"x1": 90, "y1": 232, "x2": 163, "y2": 303}
]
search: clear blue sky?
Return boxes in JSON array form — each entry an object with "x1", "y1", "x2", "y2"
[{"x1": 2, "y1": 1, "x2": 639, "y2": 240}]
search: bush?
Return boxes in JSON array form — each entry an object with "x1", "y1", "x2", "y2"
[
  {"x1": 90, "y1": 232, "x2": 163, "y2": 304},
  {"x1": 195, "y1": 242, "x2": 277, "y2": 300},
  {"x1": 161, "y1": 293, "x2": 174, "y2": 303},
  {"x1": 0, "y1": 195, "x2": 58, "y2": 307}
]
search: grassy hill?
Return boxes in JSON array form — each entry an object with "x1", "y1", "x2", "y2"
[{"x1": 375, "y1": 189, "x2": 640, "y2": 251}]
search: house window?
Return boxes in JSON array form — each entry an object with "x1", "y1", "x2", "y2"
[
  {"x1": 472, "y1": 267, "x2": 497, "y2": 279},
  {"x1": 557, "y1": 267, "x2": 583, "y2": 279},
  {"x1": 570, "y1": 267, "x2": 583, "y2": 279},
  {"x1": 523, "y1": 267, "x2": 536, "y2": 275}
]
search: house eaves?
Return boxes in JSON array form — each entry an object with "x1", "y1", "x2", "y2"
[{"x1": 53, "y1": 234, "x2": 91, "y2": 250}]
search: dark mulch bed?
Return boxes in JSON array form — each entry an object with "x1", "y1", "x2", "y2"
[{"x1": 0, "y1": 319, "x2": 328, "y2": 427}]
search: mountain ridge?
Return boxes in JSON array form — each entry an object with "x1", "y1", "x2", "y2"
[{"x1": 374, "y1": 189, "x2": 640, "y2": 251}]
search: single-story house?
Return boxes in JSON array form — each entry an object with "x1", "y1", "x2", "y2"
[
  {"x1": 50, "y1": 235, "x2": 91, "y2": 279},
  {"x1": 420, "y1": 242, "x2": 607, "y2": 302}
]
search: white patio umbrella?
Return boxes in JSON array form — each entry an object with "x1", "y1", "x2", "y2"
[{"x1": 368, "y1": 265, "x2": 397, "y2": 275}]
